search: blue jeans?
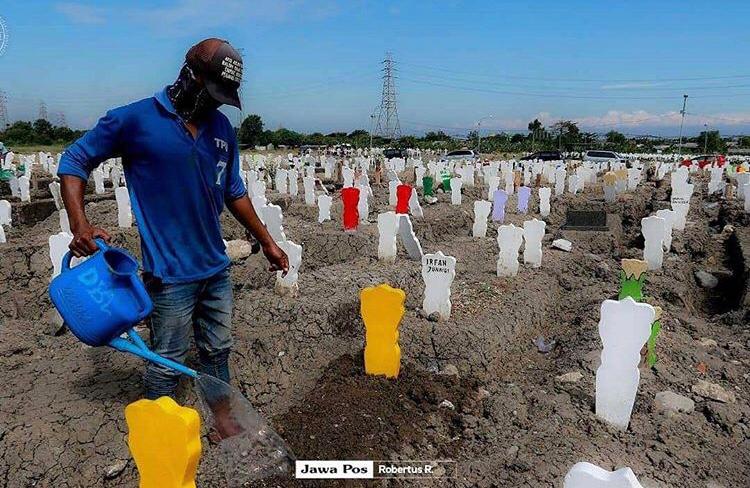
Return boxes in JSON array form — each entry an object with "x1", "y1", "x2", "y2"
[{"x1": 143, "y1": 267, "x2": 233, "y2": 399}]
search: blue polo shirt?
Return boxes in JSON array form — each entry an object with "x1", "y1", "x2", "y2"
[{"x1": 58, "y1": 88, "x2": 247, "y2": 283}]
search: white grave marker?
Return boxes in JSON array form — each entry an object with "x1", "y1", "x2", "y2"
[
  {"x1": 0, "y1": 200, "x2": 11, "y2": 227},
  {"x1": 19, "y1": 176, "x2": 31, "y2": 202},
  {"x1": 408, "y1": 187, "x2": 424, "y2": 217},
  {"x1": 49, "y1": 182, "x2": 62, "y2": 210},
  {"x1": 93, "y1": 169, "x2": 105, "y2": 194},
  {"x1": 275, "y1": 168, "x2": 288, "y2": 194},
  {"x1": 564, "y1": 462, "x2": 644, "y2": 488},
  {"x1": 472, "y1": 200, "x2": 492, "y2": 238},
  {"x1": 59, "y1": 209, "x2": 71, "y2": 234},
  {"x1": 262, "y1": 204, "x2": 286, "y2": 242},
  {"x1": 655, "y1": 209, "x2": 675, "y2": 251},
  {"x1": 275, "y1": 240, "x2": 302, "y2": 297},
  {"x1": 450, "y1": 177, "x2": 463, "y2": 205},
  {"x1": 641, "y1": 216, "x2": 665, "y2": 270},
  {"x1": 8, "y1": 176, "x2": 20, "y2": 198},
  {"x1": 288, "y1": 169, "x2": 299, "y2": 197},
  {"x1": 303, "y1": 176, "x2": 316, "y2": 206},
  {"x1": 388, "y1": 180, "x2": 399, "y2": 207},
  {"x1": 377, "y1": 211, "x2": 399, "y2": 263},
  {"x1": 115, "y1": 187, "x2": 132, "y2": 228},
  {"x1": 421, "y1": 251, "x2": 456, "y2": 320},
  {"x1": 596, "y1": 297, "x2": 655, "y2": 430},
  {"x1": 523, "y1": 219, "x2": 546, "y2": 268},
  {"x1": 48, "y1": 232, "x2": 75, "y2": 279},
  {"x1": 342, "y1": 166, "x2": 355, "y2": 188},
  {"x1": 357, "y1": 183, "x2": 370, "y2": 222},
  {"x1": 317, "y1": 195, "x2": 332, "y2": 223},
  {"x1": 496, "y1": 224, "x2": 524, "y2": 277},
  {"x1": 539, "y1": 187, "x2": 551, "y2": 218},
  {"x1": 398, "y1": 215, "x2": 423, "y2": 260}
]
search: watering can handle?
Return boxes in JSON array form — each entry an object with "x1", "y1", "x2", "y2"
[{"x1": 61, "y1": 238, "x2": 109, "y2": 272}]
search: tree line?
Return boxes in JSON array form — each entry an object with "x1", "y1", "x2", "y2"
[
  {"x1": 1, "y1": 119, "x2": 86, "y2": 146},
  {"x1": 239, "y1": 114, "x2": 747, "y2": 154}
]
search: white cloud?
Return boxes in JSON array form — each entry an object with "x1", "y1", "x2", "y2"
[
  {"x1": 55, "y1": 3, "x2": 106, "y2": 24},
  {"x1": 477, "y1": 110, "x2": 750, "y2": 133},
  {"x1": 573, "y1": 110, "x2": 750, "y2": 129}
]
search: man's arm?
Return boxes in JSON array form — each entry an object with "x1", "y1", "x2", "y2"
[
  {"x1": 58, "y1": 109, "x2": 123, "y2": 256},
  {"x1": 61, "y1": 175, "x2": 111, "y2": 256},
  {"x1": 224, "y1": 129, "x2": 287, "y2": 272},
  {"x1": 226, "y1": 196, "x2": 288, "y2": 273}
]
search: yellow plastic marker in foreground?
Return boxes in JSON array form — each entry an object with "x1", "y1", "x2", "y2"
[
  {"x1": 361, "y1": 284, "x2": 406, "y2": 378},
  {"x1": 125, "y1": 397, "x2": 201, "y2": 488}
]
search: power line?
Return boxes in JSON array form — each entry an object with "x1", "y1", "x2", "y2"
[
  {"x1": 399, "y1": 77, "x2": 750, "y2": 100},
  {"x1": 398, "y1": 61, "x2": 750, "y2": 83},
  {"x1": 374, "y1": 52, "x2": 401, "y2": 140},
  {"x1": 397, "y1": 67, "x2": 750, "y2": 93}
]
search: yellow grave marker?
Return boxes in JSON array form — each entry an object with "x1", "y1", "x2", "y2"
[
  {"x1": 603, "y1": 171, "x2": 617, "y2": 186},
  {"x1": 125, "y1": 397, "x2": 201, "y2": 488},
  {"x1": 361, "y1": 284, "x2": 406, "y2": 378}
]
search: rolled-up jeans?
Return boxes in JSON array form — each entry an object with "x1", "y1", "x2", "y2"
[{"x1": 143, "y1": 267, "x2": 233, "y2": 399}]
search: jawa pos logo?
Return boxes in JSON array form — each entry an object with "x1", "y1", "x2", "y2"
[{"x1": 0, "y1": 16, "x2": 8, "y2": 57}]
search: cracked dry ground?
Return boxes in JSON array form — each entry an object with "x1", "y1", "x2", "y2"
[{"x1": 1, "y1": 172, "x2": 749, "y2": 487}]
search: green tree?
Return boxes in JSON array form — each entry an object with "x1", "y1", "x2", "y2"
[
  {"x1": 606, "y1": 130, "x2": 627, "y2": 145},
  {"x1": 550, "y1": 120, "x2": 581, "y2": 151},
  {"x1": 697, "y1": 130, "x2": 726, "y2": 153},
  {"x1": 424, "y1": 130, "x2": 451, "y2": 142},
  {"x1": 238, "y1": 114, "x2": 264, "y2": 147},
  {"x1": 2, "y1": 121, "x2": 35, "y2": 145}
]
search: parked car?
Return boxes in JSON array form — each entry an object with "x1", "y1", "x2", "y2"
[
  {"x1": 383, "y1": 148, "x2": 407, "y2": 160},
  {"x1": 680, "y1": 154, "x2": 726, "y2": 169},
  {"x1": 583, "y1": 150, "x2": 623, "y2": 164},
  {"x1": 520, "y1": 150, "x2": 563, "y2": 161},
  {"x1": 442, "y1": 149, "x2": 478, "y2": 162}
]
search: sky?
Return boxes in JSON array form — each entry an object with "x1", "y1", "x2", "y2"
[{"x1": 1, "y1": 1, "x2": 750, "y2": 137}]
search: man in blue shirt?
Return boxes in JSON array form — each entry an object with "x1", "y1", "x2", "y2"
[{"x1": 58, "y1": 38, "x2": 288, "y2": 401}]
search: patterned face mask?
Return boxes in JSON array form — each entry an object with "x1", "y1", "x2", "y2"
[{"x1": 167, "y1": 64, "x2": 222, "y2": 122}]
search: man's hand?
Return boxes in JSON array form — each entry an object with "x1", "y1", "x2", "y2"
[
  {"x1": 70, "y1": 222, "x2": 111, "y2": 257},
  {"x1": 262, "y1": 241, "x2": 289, "y2": 274}
]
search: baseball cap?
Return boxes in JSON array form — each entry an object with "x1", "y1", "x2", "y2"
[{"x1": 185, "y1": 38, "x2": 243, "y2": 109}]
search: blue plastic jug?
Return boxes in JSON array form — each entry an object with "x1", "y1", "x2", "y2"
[
  {"x1": 49, "y1": 239, "x2": 153, "y2": 346},
  {"x1": 49, "y1": 239, "x2": 198, "y2": 378}
]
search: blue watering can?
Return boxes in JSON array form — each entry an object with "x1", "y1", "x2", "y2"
[{"x1": 49, "y1": 239, "x2": 197, "y2": 378}]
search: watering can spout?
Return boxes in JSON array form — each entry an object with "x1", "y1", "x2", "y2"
[{"x1": 110, "y1": 330, "x2": 198, "y2": 378}]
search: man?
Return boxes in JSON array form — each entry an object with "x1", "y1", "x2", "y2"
[{"x1": 58, "y1": 38, "x2": 287, "y2": 399}]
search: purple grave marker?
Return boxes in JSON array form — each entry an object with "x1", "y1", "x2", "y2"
[
  {"x1": 517, "y1": 186, "x2": 531, "y2": 214},
  {"x1": 492, "y1": 189, "x2": 508, "y2": 223}
]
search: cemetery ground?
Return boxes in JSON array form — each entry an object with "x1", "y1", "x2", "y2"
[{"x1": 1, "y1": 162, "x2": 749, "y2": 487}]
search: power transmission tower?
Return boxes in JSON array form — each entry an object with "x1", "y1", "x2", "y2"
[
  {"x1": 55, "y1": 111, "x2": 66, "y2": 127},
  {"x1": 0, "y1": 90, "x2": 8, "y2": 130},
  {"x1": 38, "y1": 100, "x2": 48, "y2": 121},
  {"x1": 374, "y1": 52, "x2": 401, "y2": 141},
  {"x1": 677, "y1": 94, "x2": 688, "y2": 154}
]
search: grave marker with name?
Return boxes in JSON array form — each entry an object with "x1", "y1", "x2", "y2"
[{"x1": 421, "y1": 251, "x2": 456, "y2": 320}]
